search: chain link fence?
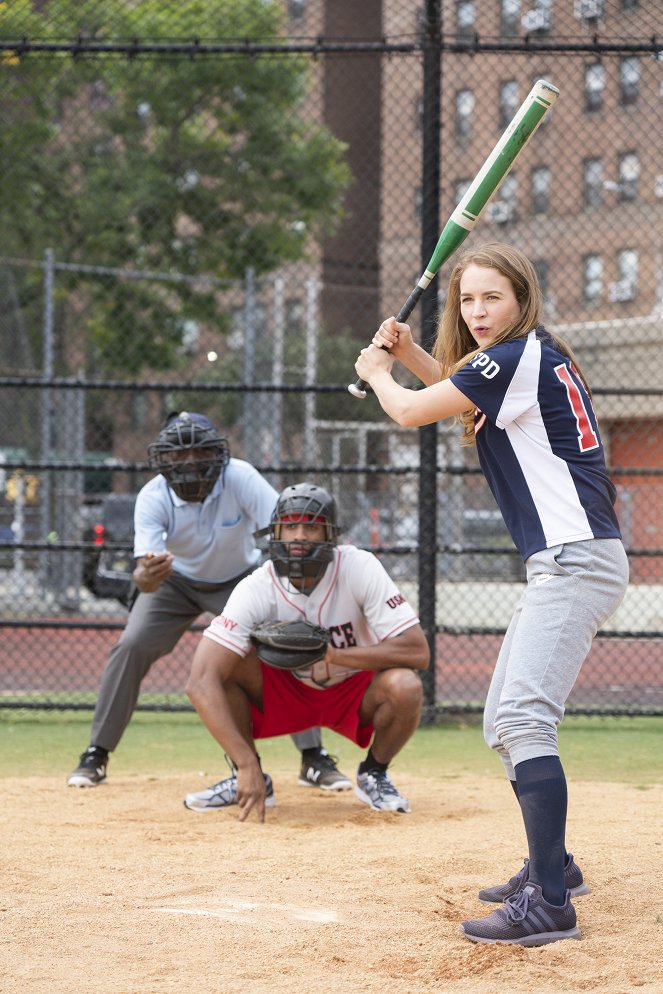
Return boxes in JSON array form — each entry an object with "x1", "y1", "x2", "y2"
[{"x1": 1, "y1": 1, "x2": 662, "y2": 717}]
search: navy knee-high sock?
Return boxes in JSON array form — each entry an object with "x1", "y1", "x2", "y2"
[{"x1": 514, "y1": 755, "x2": 568, "y2": 906}]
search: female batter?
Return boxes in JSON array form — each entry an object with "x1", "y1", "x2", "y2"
[{"x1": 355, "y1": 242, "x2": 628, "y2": 946}]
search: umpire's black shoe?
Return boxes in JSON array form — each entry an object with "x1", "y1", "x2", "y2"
[
  {"x1": 67, "y1": 747, "x2": 108, "y2": 787},
  {"x1": 298, "y1": 748, "x2": 352, "y2": 791}
]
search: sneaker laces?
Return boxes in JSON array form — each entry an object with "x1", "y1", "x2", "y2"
[
  {"x1": 312, "y1": 750, "x2": 341, "y2": 773},
  {"x1": 365, "y1": 769, "x2": 399, "y2": 799},
  {"x1": 504, "y1": 887, "x2": 531, "y2": 923}
]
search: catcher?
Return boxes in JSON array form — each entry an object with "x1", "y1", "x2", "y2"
[{"x1": 184, "y1": 482, "x2": 429, "y2": 821}]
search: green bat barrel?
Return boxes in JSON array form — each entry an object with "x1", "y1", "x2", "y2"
[
  {"x1": 349, "y1": 79, "x2": 559, "y2": 398},
  {"x1": 425, "y1": 79, "x2": 559, "y2": 279}
]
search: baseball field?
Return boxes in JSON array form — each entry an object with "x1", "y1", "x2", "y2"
[{"x1": 2, "y1": 712, "x2": 662, "y2": 994}]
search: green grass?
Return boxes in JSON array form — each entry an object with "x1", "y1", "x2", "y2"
[{"x1": 1, "y1": 710, "x2": 662, "y2": 784}]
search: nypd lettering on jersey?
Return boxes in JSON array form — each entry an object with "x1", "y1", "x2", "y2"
[
  {"x1": 450, "y1": 326, "x2": 621, "y2": 561},
  {"x1": 204, "y1": 545, "x2": 420, "y2": 689}
]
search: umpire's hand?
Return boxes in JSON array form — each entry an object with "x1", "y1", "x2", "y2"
[
  {"x1": 236, "y1": 760, "x2": 268, "y2": 823},
  {"x1": 133, "y1": 551, "x2": 174, "y2": 593}
]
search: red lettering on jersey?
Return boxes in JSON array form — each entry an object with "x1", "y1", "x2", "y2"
[
  {"x1": 554, "y1": 363, "x2": 599, "y2": 452},
  {"x1": 386, "y1": 593, "x2": 405, "y2": 609},
  {"x1": 217, "y1": 615, "x2": 237, "y2": 630}
]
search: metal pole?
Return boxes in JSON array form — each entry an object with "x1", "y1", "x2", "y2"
[
  {"x1": 242, "y1": 267, "x2": 256, "y2": 463},
  {"x1": 418, "y1": 0, "x2": 441, "y2": 715},
  {"x1": 39, "y1": 248, "x2": 55, "y2": 592},
  {"x1": 272, "y1": 275, "x2": 285, "y2": 479},
  {"x1": 304, "y1": 279, "x2": 318, "y2": 463}
]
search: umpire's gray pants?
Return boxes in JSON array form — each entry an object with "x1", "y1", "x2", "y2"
[
  {"x1": 483, "y1": 539, "x2": 629, "y2": 777},
  {"x1": 89, "y1": 572, "x2": 322, "y2": 755}
]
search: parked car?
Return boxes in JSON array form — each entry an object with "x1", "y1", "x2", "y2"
[{"x1": 82, "y1": 493, "x2": 137, "y2": 606}]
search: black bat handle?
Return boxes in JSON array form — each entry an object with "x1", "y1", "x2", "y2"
[{"x1": 348, "y1": 283, "x2": 425, "y2": 398}]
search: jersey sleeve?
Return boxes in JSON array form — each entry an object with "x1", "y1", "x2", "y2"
[
  {"x1": 203, "y1": 570, "x2": 271, "y2": 656},
  {"x1": 344, "y1": 548, "x2": 420, "y2": 642},
  {"x1": 133, "y1": 483, "x2": 168, "y2": 558},
  {"x1": 450, "y1": 338, "x2": 532, "y2": 426}
]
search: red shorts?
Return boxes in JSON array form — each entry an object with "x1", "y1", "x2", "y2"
[{"x1": 250, "y1": 666, "x2": 375, "y2": 748}]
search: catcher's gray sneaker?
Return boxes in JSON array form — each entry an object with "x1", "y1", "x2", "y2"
[
  {"x1": 67, "y1": 747, "x2": 108, "y2": 787},
  {"x1": 461, "y1": 882, "x2": 581, "y2": 946},
  {"x1": 183, "y1": 771, "x2": 275, "y2": 812},
  {"x1": 298, "y1": 749, "x2": 352, "y2": 791},
  {"x1": 478, "y1": 853, "x2": 590, "y2": 904},
  {"x1": 355, "y1": 768, "x2": 411, "y2": 813}
]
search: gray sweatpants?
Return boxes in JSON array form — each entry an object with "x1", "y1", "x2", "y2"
[
  {"x1": 483, "y1": 538, "x2": 629, "y2": 778},
  {"x1": 89, "y1": 572, "x2": 322, "y2": 755}
]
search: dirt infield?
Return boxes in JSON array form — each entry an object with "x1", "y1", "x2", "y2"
[{"x1": 2, "y1": 771, "x2": 661, "y2": 994}]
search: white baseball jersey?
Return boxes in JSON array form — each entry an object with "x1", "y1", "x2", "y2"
[{"x1": 204, "y1": 544, "x2": 420, "y2": 689}]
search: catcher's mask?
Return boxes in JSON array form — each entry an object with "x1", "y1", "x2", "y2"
[
  {"x1": 147, "y1": 411, "x2": 229, "y2": 503},
  {"x1": 264, "y1": 483, "x2": 339, "y2": 584}
]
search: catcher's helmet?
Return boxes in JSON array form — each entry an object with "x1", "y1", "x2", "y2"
[
  {"x1": 267, "y1": 483, "x2": 339, "y2": 584},
  {"x1": 147, "y1": 411, "x2": 229, "y2": 502}
]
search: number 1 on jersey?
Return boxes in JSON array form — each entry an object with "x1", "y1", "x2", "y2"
[{"x1": 555, "y1": 363, "x2": 599, "y2": 452}]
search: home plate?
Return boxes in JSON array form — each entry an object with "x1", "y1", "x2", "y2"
[{"x1": 152, "y1": 899, "x2": 339, "y2": 925}]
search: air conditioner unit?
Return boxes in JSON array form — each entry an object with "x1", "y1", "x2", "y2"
[
  {"x1": 521, "y1": 9, "x2": 551, "y2": 32},
  {"x1": 486, "y1": 202, "x2": 512, "y2": 224},
  {"x1": 574, "y1": 0, "x2": 602, "y2": 19},
  {"x1": 608, "y1": 280, "x2": 635, "y2": 302}
]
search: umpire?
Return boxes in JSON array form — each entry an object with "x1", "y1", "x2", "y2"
[{"x1": 68, "y1": 412, "x2": 347, "y2": 790}]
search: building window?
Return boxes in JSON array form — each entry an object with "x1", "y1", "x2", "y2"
[
  {"x1": 583, "y1": 158, "x2": 603, "y2": 207},
  {"x1": 619, "y1": 57, "x2": 640, "y2": 106},
  {"x1": 499, "y1": 80, "x2": 519, "y2": 129},
  {"x1": 584, "y1": 63, "x2": 605, "y2": 112},
  {"x1": 618, "y1": 151, "x2": 640, "y2": 200},
  {"x1": 532, "y1": 258, "x2": 549, "y2": 294},
  {"x1": 583, "y1": 255, "x2": 603, "y2": 302},
  {"x1": 521, "y1": 0, "x2": 552, "y2": 34},
  {"x1": 487, "y1": 173, "x2": 517, "y2": 223},
  {"x1": 455, "y1": 89, "x2": 474, "y2": 140},
  {"x1": 618, "y1": 248, "x2": 638, "y2": 291},
  {"x1": 456, "y1": 0, "x2": 476, "y2": 36},
  {"x1": 500, "y1": 0, "x2": 521, "y2": 36},
  {"x1": 288, "y1": 0, "x2": 306, "y2": 19},
  {"x1": 531, "y1": 166, "x2": 551, "y2": 214}
]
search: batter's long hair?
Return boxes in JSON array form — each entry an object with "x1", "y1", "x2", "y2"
[{"x1": 432, "y1": 242, "x2": 591, "y2": 444}]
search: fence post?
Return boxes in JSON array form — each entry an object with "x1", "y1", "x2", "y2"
[
  {"x1": 39, "y1": 248, "x2": 55, "y2": 593},
  {"x1": 242, "y1": 266, "x2": 257, "y2": 464},
  {"x1": 418, "y1": 0, "x2": 442, "y2": 716}
]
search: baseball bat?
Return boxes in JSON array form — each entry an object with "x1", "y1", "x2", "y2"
[{"x1": 348, "y1": 78, "x2": 560, "y2": 399}]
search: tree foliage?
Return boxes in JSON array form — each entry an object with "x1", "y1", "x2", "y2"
[{"x1": 0, "y1": 0, "x2": 350, "y2": 373}]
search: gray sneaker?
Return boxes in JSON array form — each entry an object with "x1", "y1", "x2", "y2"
[
  {"x1": 461, "y1": 883, "x2": 581, "y2": 946},
  {"x1": 354, "y1": 768, "x2": 410, "y2": 813},
  {"x1": 478, "y1": 853, "x2": 590, "y2": 904},
  {"x1": 183, "y1": 770, "x2": 275, "y2": 812}
]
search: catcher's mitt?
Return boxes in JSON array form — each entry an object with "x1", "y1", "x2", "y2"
[{"x1": 250, "y1": 619, "x2": 330, "y2": 670}]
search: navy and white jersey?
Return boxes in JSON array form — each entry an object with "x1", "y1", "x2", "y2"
[{"x1": 450, "y1": 326, "x2": 621, "y2": 561}]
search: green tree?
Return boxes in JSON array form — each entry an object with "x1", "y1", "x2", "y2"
[{"x1": 0, "y1": 0, "x2": 350, "y2": 373}]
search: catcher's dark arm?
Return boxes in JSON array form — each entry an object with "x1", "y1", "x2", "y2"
[
  {"x1": 326, "y1": 624, "x2": 429, "y2": 673},
  {"x1": 186, "y1": 636, "x2": 267, "y2": 823}
]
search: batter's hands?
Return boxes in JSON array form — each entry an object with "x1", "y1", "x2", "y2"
[
  {"x1": 372, "y1": 317, "x2": 414, "y2": 361},
  {"x1": 355, "y1": 342, "x2": 395, "y2": 384},
  {"x1": 133, "y1": 551, "x2": 174, "y2": 593},
  {"x1": 236, "y1": 761, "x2": 268, "y2": 823}
]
